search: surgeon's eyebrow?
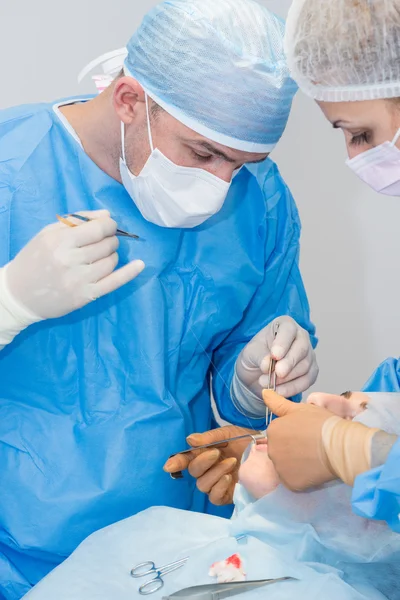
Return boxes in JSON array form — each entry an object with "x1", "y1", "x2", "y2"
[{"x1": 333, "y1": 120, "x2": 358, "y2": 129}]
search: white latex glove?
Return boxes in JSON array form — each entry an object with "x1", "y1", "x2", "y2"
[
  {"x1": 3, "y1": 210, "x2": 145, "y2": 322},
  {"x1": 232, "y1": 316, "x2": 318, "y2": 413}
]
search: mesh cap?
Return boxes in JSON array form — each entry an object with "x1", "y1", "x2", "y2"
[
  {"x1": 124, "y1": 0, "x2": 297, "y2": 152},
  {"x1": 285, "y1": 0, "x2": 400, "y2": 102}
]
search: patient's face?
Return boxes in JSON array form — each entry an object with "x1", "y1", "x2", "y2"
[
  {"x1": 307, "y1": 391, "x2": 369, "y2": 419},
  {"x1": 238, "y1": 391, "x2": 370, "y2": 500},
  {"x1": 238, "y1": 438, "x2": 280, "y2": 499}
]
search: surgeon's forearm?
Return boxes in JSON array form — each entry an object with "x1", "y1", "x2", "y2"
[
  {"x1": 0, "y1": 266, "x2": 39, "y2": 350},
  {"x1": 371, "y1": 431, "x2": 398, "y2": 468}
]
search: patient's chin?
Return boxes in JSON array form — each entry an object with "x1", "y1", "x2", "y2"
[{"x1": 238, "y1": 444, "x2": 280, "y2": 500}]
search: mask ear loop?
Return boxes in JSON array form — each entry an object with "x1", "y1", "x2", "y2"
[
  {"x1": 144, "y1": 93, "x2": 155, "y2": 153},
  {"x1": 391, "y1": 127, "x2": 400, "y2": 147},
  {"x1": 121, "y1": 122, "x2": 127, "y2": 163},
  {"x1": 120, "y1": 92, "x2": 154, "y2": 164}
]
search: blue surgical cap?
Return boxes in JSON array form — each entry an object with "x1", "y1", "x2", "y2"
[{"x1": 124, "y1": 0, "x2": 297, "y2": 152}]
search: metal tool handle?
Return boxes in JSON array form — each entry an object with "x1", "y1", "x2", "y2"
[
  {"x1": 169, "y1": 434, "x2": 265, "y2": 480},
  {"x1": 131, "y1": 561, "x2": 156, "y2": 578},
  {"x1": 139, "y1": 576, "x2": 164, "y2": 595},
  {"x1": 68, "y1": 213, "x2": 140, "y2": 239},
  {"x1": 138, "y1": 562, "x2": 187, "y2": 596},
  {"x1": 266, "y1": 323, "x2": 279, "y2": 427}
]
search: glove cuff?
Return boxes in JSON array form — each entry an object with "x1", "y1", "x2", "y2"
[
  {"x1": 322, "y1": 416, "x2": 379, "y2": 486},
  {"x1": 231, "y1": 365, "x2": 265, "y2": 419},
  {"x1": 0, "y1": 265, "x2": 42, "y2": 348}
]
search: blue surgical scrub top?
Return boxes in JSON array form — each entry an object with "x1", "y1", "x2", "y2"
[
  {"x1": 352, "y1": 358, "x2": 400, "y2": 533},
  {"x1": 0, "y1": 99, "x2": 316, "y2": 599}
]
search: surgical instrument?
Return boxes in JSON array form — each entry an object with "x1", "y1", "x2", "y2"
[
  {"x1": 162, "y1": 577, "x2": 296, "y2": 600},
  {"x1": 56, "y1": 213, "x2": 140, "y2": 239},
  {"x1": 131, "y1": 558, "x2": 189, "y2": 595},
  {"x1": 266, "y1": 324, "x2": 279, "y2": 427},
  {"x1": 168, "y1": 433, "x2": 265, "y2": 480},
  {"x1": 266, "y1": 356, "x2": 276, "y2": 427}
]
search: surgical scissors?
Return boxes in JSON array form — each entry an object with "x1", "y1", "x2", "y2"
[{"x1": 131, "y1": 558, "x2": 189, "y2": 595}]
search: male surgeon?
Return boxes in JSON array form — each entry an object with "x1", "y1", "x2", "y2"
[{"x1": 0, "y1": 0, "x2": 317, "y2": 597}]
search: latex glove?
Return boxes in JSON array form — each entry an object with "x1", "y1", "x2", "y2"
[
  {"x1": 263, "y1": 390, "x2": 380, "y2": 491},
  {"x1": 233, "y1": 317, "x2": 318, "y2": 413},
  {"x1": 163, "y1": 425, "x2": 259, "y2": 505},
  {"x1": 4, "y1": 210, "x2": 145, "y2": 321}
]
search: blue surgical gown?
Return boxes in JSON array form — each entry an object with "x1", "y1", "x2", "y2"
[
  {"x1": 0, "y1": 99, "x2": 316, "y2": 600},
  {"x1": 351, "y1": 358, "x2": 400, "y2": 534}
]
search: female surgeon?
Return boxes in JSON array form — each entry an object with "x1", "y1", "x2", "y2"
[{"x1": 263, "y1": 0, "x2": 400, "y2": 533}]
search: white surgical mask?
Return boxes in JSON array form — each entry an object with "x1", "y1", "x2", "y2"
[
  {"x1": 346, "y1": 128, "x2": 400, "y2": 196},
  {"x1": 119, "y1": 94, "x2": 231, "y2": 228}
]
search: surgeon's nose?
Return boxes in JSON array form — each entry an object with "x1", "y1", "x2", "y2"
[{"x1": 212, "y1": 164, "x2": 239, "y2": 183}]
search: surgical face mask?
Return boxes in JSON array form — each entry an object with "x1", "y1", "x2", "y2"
[
  {"x1": 346, "y1": 128, "x2": 400, "y2": 196},
  {"x1": 119, "y1": 95, "x2": 231, "y2": 228}
]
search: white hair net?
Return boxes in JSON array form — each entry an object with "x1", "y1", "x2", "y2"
[
  {"x1": 285, "y1": 0, "x2": 400, "y2": 102},
  {"x1": 124, "y1": 0, "x2": 297, "y2": 152}
]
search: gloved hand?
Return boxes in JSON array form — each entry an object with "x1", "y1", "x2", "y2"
[
  {"x1": 4, "y1": 210, "x2": 145, "y2": 321},
  {"x1": 233, "y1": 317, "x2": 318, "y2": 413},
  {"x1": 263, "y1": 390, "x2": 379, "y2": 491},
  {"x1": 163, "y1": 425, "x2": 258, "y2": 505}
]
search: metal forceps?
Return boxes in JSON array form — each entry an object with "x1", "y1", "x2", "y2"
[
  {"x1": 168, "y1": 432, "x2": 265, "y2": 480},
  {"x1": 266, "y1": 323, "x2": 279, "y2": 427},
  {"x1": 131, "y1": 558, "x2": 189, "y2": 595},
  {"x1": 56, "y1": 213, "x2": 140, "y2": 239},
  {"x1": 162, "y1": 577, "x2": 297, "y2": 600}
]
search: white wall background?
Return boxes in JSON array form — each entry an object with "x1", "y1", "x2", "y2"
[{"x1": 1, "y1": 0, "x2": 399, "y2": 395}]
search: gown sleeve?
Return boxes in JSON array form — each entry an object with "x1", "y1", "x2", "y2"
[{"x1": 211, "y1": 162, "x2": 317, "y2": 428}]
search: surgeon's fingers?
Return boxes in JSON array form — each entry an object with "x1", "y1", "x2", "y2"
[
  {"x1": 69, "y1": 215, "x2": 118, "y2": 247},
  {"x1": 262, "y1": 348, "x2": 314, "y2": 387},
  {"x1": 79, "y1": 235, "x2": 120, "y2": 264},
  {"x1": 259, "y1": 352, "x2": 311, "y2": 389},
  {"x1": 187, "y1": 430, "x2": 232, "y2": 447},
  {"x1": 275, "y1": 336, "x2": 311, "y2": 379},
  {"x1": 262, "y1": 390, "x2": 304, "y2": 416},
  {"x1": 93, "y1": 260, "x2": 145, "y2": 298},
  {"x1": 89, "y1": 253, "x2": 119, "y2": 283},
  {"x1": 188, "y1": 449, "x2": 224, "y2": 479},
  {"x1": 208, "y1": 475, "x2": 234, "y2": 506},
  {"x1": 163, "y1": 449, "x2": 203, "y2": 474},
  {"x1": 194, "y1": 457, "x2": 238, "y2": 494},
  {"x1": 270, "y1": 319, "x2": 298, "y2": 360},
  {"x1": 275, "y1": 361, "x2": 319, "y2": 397}
]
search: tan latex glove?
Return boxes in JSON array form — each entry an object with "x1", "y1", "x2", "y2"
[
  {"x1": 163, "y1": 425, "x2": 258, "y2": 505},
  {"x1": 263, "y1": 390, "x2": 379, "y2": 491}
]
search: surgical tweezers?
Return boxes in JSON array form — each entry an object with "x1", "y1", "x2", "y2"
[
  {"x1": 162, "y1": 577, "x2": 296, "y2": 600},
  {"x1": 266, "y1": 324, "x2": 279, "y2": 427},
  {"x1": 56, "y1": 213, "x2": 140, "y2": 239},
  {"x1": 168, "y1": 433, "x2": 265, "y2": 480},
  {"x1": 266, "y1": 356, "x2": 277, "y2": 427}
]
